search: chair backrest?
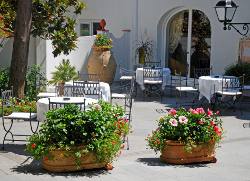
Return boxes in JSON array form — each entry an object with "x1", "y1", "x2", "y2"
[
  {"x1": 144, "y1": 60, "x2": 161, "y2": 68},
  {"x1": 194, "y1": 67, "x2": 213, "y2": 78},
  {"x1": 143, "y1": 67, "x2": 163, "y2": 83},
  {"x1": 1, "y1": 86, "x2": 14, "y2": 115},
  {"x1": 221, "y1": 74, "x2": 245, "y2": 93},
  {"x1": 55, "y1": 85, "x2": 85, "y2": 97},
  {"x1": 48, "y1": 98, "x2": 86, "y2": 111},
  {"x1": 77, "y1": 71, "x2": 101, "y2": 82},
  {"x1": 119, "y1": 62, "x2": 135, "y2": 77},
  {"x1": 73, "y1": 81, "x2": 101, "y2": 99}
]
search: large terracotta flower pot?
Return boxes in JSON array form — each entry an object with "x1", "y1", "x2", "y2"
[
  {"x1": 42, "y1": 145, "x2": 109, "y2": 172},
  {"x1": 87, "y1": 50, "x2": 117, "y2": 86},
  {"x1": 160, "y1": 141, "x2": 217, "y2": 164}
]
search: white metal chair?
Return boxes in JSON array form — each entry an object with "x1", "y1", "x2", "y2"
[
  {"x1": 175, "y1": 71, "x2": 198, "y2": 108},
  {"x1": 1, "y1": 86, "x2": 39, "y2": 149},
  {"x1": 119, "y1": 62, "x2": 137, "y2": 95},
  {"x1": 143, "y1": 67, "x2": 164, "y2": 101},
  {"x1": 213, "y1": 74, "x2": 245, "y2": 115}
]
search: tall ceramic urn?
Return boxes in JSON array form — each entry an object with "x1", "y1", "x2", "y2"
[{"x1": 87, "y1": 49, "x2": 117, "y2": 86}]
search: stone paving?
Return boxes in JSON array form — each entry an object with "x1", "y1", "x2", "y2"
[{"x1": 1, "y1": 85, "x2": 250, "y2": 181}]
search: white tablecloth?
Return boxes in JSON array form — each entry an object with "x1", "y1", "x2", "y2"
[
  {"x1": 198, "y1": 75, "x2": 235, "y2": 102},
  {"x1": 37, "y1": 97, "x2": 99, "y2": 122},
  {"x1": 65, "y1": 81, "x2": 110, "y2": 102},
  {"x1": 136, "y1": 68, "x2": 171, "y2": 90}
]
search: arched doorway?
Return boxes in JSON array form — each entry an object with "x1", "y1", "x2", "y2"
[{"x1": 167, "y1": 9, "x2": 211, "y2": 77}]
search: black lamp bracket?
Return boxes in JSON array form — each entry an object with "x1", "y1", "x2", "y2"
[{"x1": 224, "y1": 22, "x2": 250, "y2": 36}]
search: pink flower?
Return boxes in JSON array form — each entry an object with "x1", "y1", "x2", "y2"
[
  {"x1": 196, "y1": 108, "x2": 205, "y2": 114},
  {"x1": 92, "y1": 104, "x2": 102, "y2": 111},
  {"x1": 169, "y1": 119, "x2": 178, "y2": 126},
  {"x1": 214, "y1": 126, "x2": 222, "y2": 136},
  {"x1": 189, "y1": 108, "x2": 197, "y2": 114},
  {"x1": 169, "y1": 109, "x2": 176, "y2": 115},
  {"x1": 210, "y1": 121, "x2": 215, "y2": 126},
  {"x1": 179, "y1": 116, "x2": 188, "y2": 124},
  {"x1": 207, "y1": 109, "x2": 213, "y2": 116},
  {"x1": 199, "y1": 120, "x2": 203, "y2": 124}
]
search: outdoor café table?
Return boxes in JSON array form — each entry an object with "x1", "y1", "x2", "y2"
[
  {"x1": 136, "y1": 67, "x2": 171, "y2": 90},
  {"x1": 198, "y1": 75, "x2": 236, "y2": 103},
  {"x1": 37, "y1": 97, "x2": 99, "y2": 122},
  {"x1": 65, "y1": 81, "x2": 111, "y2": 102}
]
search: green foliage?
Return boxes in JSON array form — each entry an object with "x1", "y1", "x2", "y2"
[
  {"x1": 224, "y1": 61, "x2": 250, "y2": 85},
  {"x1": 0, "y1": 67, "x2": 10, "y2": 96},
  {"x1": 146, "y1": 108, "x2": 225, "y2": 153},
  {"x1": 92, "y1": 34, "x2": 113, "y2": 51},
  {"x1": 25, "y1": 65, "x2": 47, "y2": 102},
  {"x1": 48, "y1": 59, "x2": 77, "y2": 85},
  {"x1": 25, "y1": 101, "x2": 131, "y2": 169},
  {"x1": 0, "y1": 0, "x2": 87, "y2": 57}
]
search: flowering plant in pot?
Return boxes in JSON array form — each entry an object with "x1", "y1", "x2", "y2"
[
  {"x1": 146, "y1": 108, "x2": 225, "y2": 164},
  {"x1": 92, "y1": 33, "x2": 113, "y2": 51},
  {"x1": 25, "y1": 101, "x2": 131, "y2": 172}
]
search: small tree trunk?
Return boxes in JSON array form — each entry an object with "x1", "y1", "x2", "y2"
[{"x1": 8, "y1": 0, "x2": 32, "y2": 99}]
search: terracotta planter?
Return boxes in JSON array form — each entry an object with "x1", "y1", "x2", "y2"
[
  {"x1": 160, "y1": 141, "x2": 217, "y2": 164},
  {"x1": 42, "y1": 145, "x2": 109, "y2": 172},
  {"x1": 57, "y1": 83, "x2": 65, "y2": 95},
  {"x1": 87, "y1": 50, "x2": 117, "y2": 86}
]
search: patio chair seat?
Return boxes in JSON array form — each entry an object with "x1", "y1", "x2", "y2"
[
  {"x1": 176, "y1": 87, "x2": 198, "y2": 91},
  {"x1": 3, "y1": 112, "x2": 37, "y2": 120},
  {"x1": 120, "y1": 76, "x2": 135, "y2": 80},
  {"x1": 37, "y1": 92, "x2": 57, "y2": 98},
  {"x1": 144, "y1": 80, "x2": 163, "y2": 84},
  {"x1": 216, "y1": 90, "x2": 242, "y2": 96}
]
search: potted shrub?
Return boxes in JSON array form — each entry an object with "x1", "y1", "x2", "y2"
[
  {"x1": 25, "y1": 101, "x2": 131, "y2": 172},
  {"x1": 92, "y1": 33, "x2": 113, "y2": 51},
  {"x1": 48, "y1": 59, "x2": 77, "y2": 86},
  {"x1": 134, "y1": 37, "x2": 155, "y2": 64},
  {"x1": 88, "y1": 33, "x2": 116, "y2": 85},
  {"x1": 146, "y1": 108, "x2": 225, "y2": 164}
]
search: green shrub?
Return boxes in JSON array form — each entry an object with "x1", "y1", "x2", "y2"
[
  {"x1": 0, "y1": 67, "x2": 10, "y2": 96},
  {"x1": 224, "y1": 61, "x2": 250, "y2": 85},
  {"x1": 25, "y1": 65, "x2": 47, "y2": 102}
]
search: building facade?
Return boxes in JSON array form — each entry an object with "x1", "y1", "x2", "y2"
[{"x1": 0, "y1": 0, "x2": 249, "y2": 81}]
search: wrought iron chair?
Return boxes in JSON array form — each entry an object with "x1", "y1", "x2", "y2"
[
  {"x1": 48, "y1": 97, "x2": 86, "y2": 111},
  {"x1": 73, "y1": 81, "x2": 102, "y2": 100},
  {"x1": 175, "y1": 71, "x2": 198, "y2": 108},
  {"x1": 119, "y1": 62, "x2": 137, "y2": 95},
  {"x1": 144, "y1": 60, "x2": 161, "y2": 67},
  {"x1": 111, "y1": 78, "x2": 134, "y2": 150},
  {"x1": 55, "y1": 85, "x2": 85, "y2": 97},
  {"x1": 36, "y1": 74, "x2": 56, "y2": 101},
  {"x1": 213, "y1": 74, "x2": 245, "y2": 115},
  {"x1": 143, "y1": 67, "x2": 164, "y2": 101},
  {"x1": 1, "y1": 86, "x2": 39, "y2": 149},
  {"x1": 194, "y1": 67, "x2": 213, "y2": 106},
  {"x1": 194, "y1": 66, "x2": 213, "y2": 78},
  {"x1": 76, "y1": 71, "x2": 101, "y2": 82}
]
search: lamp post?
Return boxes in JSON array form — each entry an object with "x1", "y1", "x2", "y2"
[{"x1": 214, "y1": 0, "x2": 250, "y2": 36}]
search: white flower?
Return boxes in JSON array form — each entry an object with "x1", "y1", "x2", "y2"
[
  {"x1": 179, "y1": 116, "x2": 188, "y2": 124},
  {"x1": 169, "y1": 118, "x2": 178, "y2": 126},
  {"x1": 92, "y1": 104, "x2": 102, "y2": 111}
]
